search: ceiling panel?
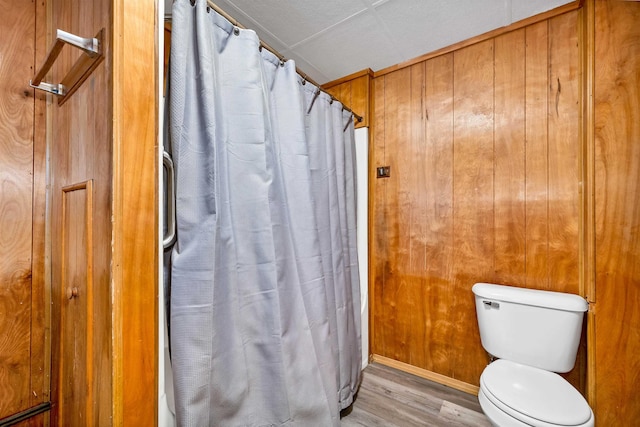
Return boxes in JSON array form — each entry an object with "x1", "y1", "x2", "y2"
[
  {"x1": 373, "y1": 0, "x2": 507, "y2": 65},
  {"x1": 291, "y1": 10, "x2": 404, "y2": 81},
  {"x1": 221, "y1": 0, "x2": 369, "y2": 46},
  {"x1": 511, "y1": 0, "x2": 576, "y2": 22},
  {"x1": 166, "y1": 0, "x2": 577, "y2": 84}
]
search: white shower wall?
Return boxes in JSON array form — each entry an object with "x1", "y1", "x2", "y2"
[{"x1": 354, "y1": 127, "x2": 369, "y2": 370}]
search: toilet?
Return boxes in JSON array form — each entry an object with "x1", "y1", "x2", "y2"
[{"x1": 472, "y1": 283, "x2": 594, "y2": 427}]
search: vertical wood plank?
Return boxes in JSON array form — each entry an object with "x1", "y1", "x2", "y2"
[
  {"x1": 594, "y1": 1, "x2": 640, "y2": 424},
  {"x1": 524, "y1": 21, "x2": 550, "y2": 290},
  {"x1": 112, "y1": 0, "x2": 159, "y2": 423},
  {"x1": 548, "y1": 12, "x2": 580, "y2": 296},
  {"x1": 0, "y1": 0, "x2": 36, "y2": 418},
  {"x1": 339, "y1": 82, "x2": 352, "y2": 112},
  {"x1": 406, "y1": 62, "x2": 426, "y2": 367},
  {"x1": 371, "y1": 76, "x2": 386, "y2": 357},
  {"x1": 494, "y1": 29, "x2": 526, "y2": 286},
  {"x1": 384, "y1": 67, "x2": 413, "y2": 363},
  {"x1": 351, "y1": 74, "x2": 370, "y2": 128},
  {"x1": 31, "y1": 0, "x2": 50, "y2": 410},
  {"x1": 450, "y1": 39, "x2": 495, "y2": 381},
  {"x1": 423, "y1": 53, "x2": 454, "y2": 375},
  {"x1": 548, "y1": 10, "x2": 584, "y2": 392}
]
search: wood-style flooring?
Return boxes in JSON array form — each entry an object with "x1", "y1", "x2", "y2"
[{"x1": 341, "y1": 363, "x2": 492, "y2": 427}]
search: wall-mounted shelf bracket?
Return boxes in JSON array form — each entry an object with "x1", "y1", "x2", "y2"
[{"x1": 30, "y1": 28, "x2": 104, "y2": 105}]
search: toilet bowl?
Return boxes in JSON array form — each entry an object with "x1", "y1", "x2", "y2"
[
  {"x1": 472, "y1": 283, "x2": 594, "y2": 427},
  {"x1": 478, "y1": 360, "x2": 593, "y2": 427}
]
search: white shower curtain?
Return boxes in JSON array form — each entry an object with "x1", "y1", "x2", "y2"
[{"x1": 168, "y1": 1, "x2": 361, "y2": 425}]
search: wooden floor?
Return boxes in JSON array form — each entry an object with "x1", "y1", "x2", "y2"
[{"x1": 341, "y1": 363, "x2": 492, "y2": 427}]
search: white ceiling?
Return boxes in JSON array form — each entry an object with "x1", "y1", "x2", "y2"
[{"x1": 167, "y1": 0, "x2": 574, "y2": 85}]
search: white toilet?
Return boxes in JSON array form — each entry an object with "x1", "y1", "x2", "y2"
[{"x1": 472, "y1": 283, "x2": 594, "y2": 427}]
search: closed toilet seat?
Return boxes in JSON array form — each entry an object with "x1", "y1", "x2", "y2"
[{"x1": 479, "y1": 359, "x2": 594, "y2": 427}]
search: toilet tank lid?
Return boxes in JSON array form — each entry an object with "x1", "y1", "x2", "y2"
[{"x1": 472, "y1": 283, "x2": 588, "y2": 312}]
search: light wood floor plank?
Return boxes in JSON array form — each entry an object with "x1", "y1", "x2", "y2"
[{"x1": 341, "y1": 363, "x2": 491, "y2": 426}]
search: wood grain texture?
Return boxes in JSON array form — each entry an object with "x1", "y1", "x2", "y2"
[
  {"x1": 423, "y1": 53, "x2": 454, "y2": 376},
  {"x1": 493, "y1": 29, "x2": 526, "y2": 286},
  {"x1": 31, "y1": 0, "x2": 50, "y2": 411},
  {"x1": 548, "y1": 11, "x2": 584, "y2": 391},
  {"x1": 0, "y1": 0, "x2": 36, "y2": 419},
  {"x1": 593, "y1": 0, "x2": 640, "y2": 425},
  {"x1": 370, "y1": 76, "x2": 386, "y2": 358},
  {"x1": 548, "y1": 12, "x2": 581, "y2": 296},
  {"x1": 322, "y1": 71, "x2": 372, "y2": 128},
  {"x1": 450, "y1": 39, "x2": 495, "y2": 383},
  {"x1": 341, "y1": 363, "x2": 489, "y2": 427},
  {"x1": 49, "y1": 0, "x2": 113, "y2": 424},
  {"x1": 381, "y1": 66, "x2": 412, "y2": 363},
  {"x1": 524, "y1": 21, "x2": 550, "y2": 290},
  {"x1": 112, "y1": 0, "x2": 158, "y2": 423},
  {"x1": 370, "y1": 11, "x2": 583, "y2": 390},
  {"x1": 59, "y1": 181, "x2": 93, "y2": 426}
]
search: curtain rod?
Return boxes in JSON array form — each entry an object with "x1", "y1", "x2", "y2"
[{"x1": 177, "y1": 0, "x2": 362, "y2": 123}]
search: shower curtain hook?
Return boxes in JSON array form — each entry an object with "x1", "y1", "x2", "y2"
[
  {"x1": 306, "y1": 88, "x2": 321, "y2": 115},
  {"x1": 343, "y1": 115, "x2": 354, "y2": 132}
]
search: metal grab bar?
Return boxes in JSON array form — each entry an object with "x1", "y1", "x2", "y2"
[
  {"x1": 163, "y1": 152, "x2": 176, "y2": 249},
  {"x1": 30, "y1": 28, "x2": 104, "y2": 105}
]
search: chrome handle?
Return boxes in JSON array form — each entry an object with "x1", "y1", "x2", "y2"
[
  {"x1": 483, "y1": 300, "x2": 500, "y2": 309},
  {"x1": 163, "y1": 151, "x2": 176, "y2": 249}
]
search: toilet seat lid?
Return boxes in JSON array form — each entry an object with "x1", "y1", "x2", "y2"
[{"x1": 481, "y1": 359, "x2": 592, "y2": 426}]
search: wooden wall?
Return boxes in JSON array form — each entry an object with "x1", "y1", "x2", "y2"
[
  {"x1": 48, "y1": 0, "x2": 113, "y2": 424},
  {"x1": 323, "y1": 69, "x2": 372, "y2": 129},
  {"x1": 45, "y1": 0, "x2": 158, "y2": 424},
  {"x1": 370, "y1": 10, "x2": 584, "y2": 390},
  {"x1": 0, "y1": 0, "x2": 48, "y2": 422},
  {"x1": 593, "y1": 0, "x2": 640, "y2": 424}
]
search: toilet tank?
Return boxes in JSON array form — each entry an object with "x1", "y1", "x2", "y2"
[{"x1": 472, "y1": 283, "x2": 588, "y2": 373}]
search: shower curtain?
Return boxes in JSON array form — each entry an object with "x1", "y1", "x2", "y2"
[{"x1": 168, "y1": 0, "x2": 361, "y2": 425}]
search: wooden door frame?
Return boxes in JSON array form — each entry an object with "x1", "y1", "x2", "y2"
[{"x1": 111, "y1": 0, "x2": 159, "y2": 424}]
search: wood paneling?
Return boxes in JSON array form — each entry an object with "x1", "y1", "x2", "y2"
[
  {"x1": 49, "y1": 0, "x2": 113, "y2": 424},
  {"x1": 371, "y1": 11, "x2": 582, "y2": 390},
  {"x1": 422, "y1": 53, "x2": 454, "y2": 376},
  {"x1": 0, "y1": 0, "x2": 47, "y2": 421},
  {"x1": 112, "y1": 0, "x2": 158, "y2": 423},
  {"x1": 548, "y1": 12, "x2": 580, "y2": 296},
  {"x1": 593, "y1": 1, "x2": 640, "y2": 424},
  {"x1": 450, "y1": 39, "x2": 495, "y2": 383},
  {"x1": 524, "y1": 21, "x2": 550, "y2": 290},
  {"x1": 59, "y1": 181, "x2": 94, "y2": 426},
  {"x1": 494, "y1": 29, "x2": 526, "y2": 286},
  {"x1": 43, "y1": 0, "x2": 157, "y2": 423},
  {"x1": 31, "y1": 0, "x2": 50, "y2": 413},
  {"x1": 323, "y1": 69, "x2": 372, "y2": 128}
]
